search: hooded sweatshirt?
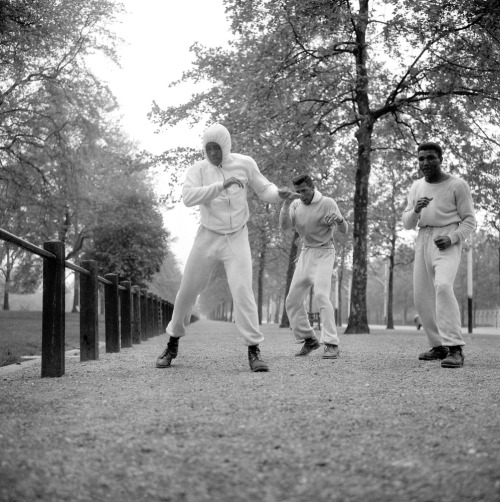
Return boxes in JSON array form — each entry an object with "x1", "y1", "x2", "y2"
[{"x1": 182, "y1": 124, "x2": 282, "y2": 234}]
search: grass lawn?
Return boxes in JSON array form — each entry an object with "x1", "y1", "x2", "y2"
[{"x1": 0, "y1": 311, "x2": 105, "y2": 367}]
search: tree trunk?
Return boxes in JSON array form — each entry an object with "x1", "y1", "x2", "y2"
[
  {"x1": 280, "y1": 232, "x2": 299, "y2": 328},
  {"x1": 386, "y1": 233, "x2": 396, "y2": 329},
  {"x1": 274, "y1": 293, "x2": 281, "y2": 324},
  {"x1": 337, "y1": 244, "x2": 346, "y2": 327},
  {"x1": 3, "y1": 247, "x2": 11, "y2": 311},
  {"x1": 257, "y1": 238, "x2": 267, "y2": 325},
  {"x1": 345, "y1": 0, "x2": 371, "y2": 334}
]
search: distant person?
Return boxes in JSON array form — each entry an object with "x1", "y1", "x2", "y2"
[
  {"x1": 280, "y1": 174, "x2": 348, "y2": 359},
  {"x1": 414, "y1": 314, "x2": 422, "y2": 330},
  {"x1": 403, "y1": 142, "x2": 476, "y2": 368},
  {"x1": 156, "y1": 123, "x2": 297, "y2": 372}
]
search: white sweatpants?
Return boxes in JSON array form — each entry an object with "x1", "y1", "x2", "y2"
[
  {"x1": 413, "y1": 223, "x2": 464, "y2": 347},
  {"x1": 285, "y1": 247, "x2": 339, "y2": 345},
  {"x1": 166, "y1": 225, "x2": 264, "y2": 346}
]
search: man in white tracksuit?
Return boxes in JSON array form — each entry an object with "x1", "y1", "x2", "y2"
[
  {"x1": 156, "y1": 123, "x2": 296, "y2": 372},
  {"x1": 280, "y1": 174, "x2": 348, "y2": 359},
  {"x1": 402, "y1": 142, "x2": 476, "y2": 368}
]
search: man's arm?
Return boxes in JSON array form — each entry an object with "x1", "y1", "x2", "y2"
[
  {"x1": 402, "y1": 187, "x2": 420, "y2": 230},
  {"x1": 279, "y1": 199, "x2": 294, "y2": 234},
  {"x1": 449, "y1": 180, "x2": 476, "y2": 245},
  {"x1": 182, "y1": 164, "x2": 224, "y2": 207}
]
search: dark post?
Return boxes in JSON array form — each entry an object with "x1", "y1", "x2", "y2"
[
  {"x1": 120, "y1": 280, "x2": 132, "y2": 348},
  {"x1": 165, "y1": 301, "x2": 173, "y2": 327},
  {"x1": 42, "y1": 241, "x2": 66, "y2": 378},
  {"x1": 154, "y1": 295, "x2": 160, "y2": 335},
  {"x1": 132, "y1": 285, "x2": 141, "y2": 344},
  {"x1": 80, "y1": 260, "x2": 99, "y2": 361},
  {"x1": 140, "y1": 288, "x2": 148, "y2": 341},
  {"x1": 147, "y1": 293, "x2": 153, "y2": 338},
  {"x1": 104, "y1": 273, "x2": 120, "y2": 352}
]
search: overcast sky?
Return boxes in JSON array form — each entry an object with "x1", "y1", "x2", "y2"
[{"x1": 92, "y1": 0, "x2": 232, "y2": 268}]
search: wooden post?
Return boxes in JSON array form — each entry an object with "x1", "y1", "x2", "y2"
[
  {"x1": 154, "y1": 295, "x2": 160, "y2": 335},
  {"x1": 104, "y1": 273, "x2": 120, "y2": 352},
  {"x1": 147, "y1": 293, "x2": 153, "y2": 338},
  {"x1": 42, "y1": 241, "x2": 65, "y2": 378},
  {"x1": 80, "y1": 260, "x2": 99, "y2": 361},
  {"x1": 120, "y1": 280, "x2": 132, "y2": 348},
  {"x1": 132, "y1": 285, "x2": 141, "y2": 344},
  {"x1": 140, "y1": 288, "x2": 148, "y2": 341},
  {"x1": 165, "y1": 301, "x2": 173, "y2": 327}
]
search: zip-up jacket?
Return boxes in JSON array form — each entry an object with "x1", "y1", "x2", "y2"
[{"x1": 182, "y1": 124, "x2": 281, "y2": 234}]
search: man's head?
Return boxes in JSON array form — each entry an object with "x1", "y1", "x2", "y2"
[
  {"x1": 292, "y1": 173, "x2": 315, "y2": 205},
  {"x1": 417, "y1": 142, "x2": 443, "y2": 181},
  {"x1": 203, "y1": 123, "x2": 232, "y2": 166},
  {"x1": 418, "y1": 142, "x2": 443, "y2": 161}
]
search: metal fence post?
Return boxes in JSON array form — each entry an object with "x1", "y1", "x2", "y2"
[
  {"x1": 42, "y1": 240, "x2": 65, "y2": 378},
  {"x1": 80, "y1": 260, "x2": 99, "y2": 361}
]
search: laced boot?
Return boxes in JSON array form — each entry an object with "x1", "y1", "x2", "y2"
[
  {"x1": 322, "y1": 343, "x2": 340, "y2": 359},
  {"x1": 156, "y1": 336, "x2": 179, "y2": 368},
  {"x1": 441, "y1": 346, "x2": 464, "y2": 368},
  {"x1": 248, "y1": 345, "x2": 269, "y2": 372},
  {"x1": 295, "y1": 336, "x2": 320, "y2": 356},
  {"x1": 418, "y1": 346, "x2": 449, "y2": 361}
]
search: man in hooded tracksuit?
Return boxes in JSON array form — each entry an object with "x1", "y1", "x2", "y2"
[
  {"x1": 280, "y1": 174, "x2": 348, "y2": 359},
  {"x1": 156, "y1": 123, "x2": 296, "y2": 372}
]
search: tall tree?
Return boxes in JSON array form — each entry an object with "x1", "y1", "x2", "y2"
[{"x1": 152, "y1": 0, "x2": 500, "y2": 333}]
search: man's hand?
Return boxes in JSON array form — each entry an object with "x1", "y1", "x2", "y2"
[
  {"x1": 434, "y1": 235, "x2": 452, "y2": 251},
  {"x1": 223, "y1": 177, "x2": 245, "y2": 189},
  {"x1": 278, "y1": 187, "x2": 300, "y2": 201},
  {"x1": 322, "y1": 213, "x2": 344, "y2": 226},
  {"x1": 414, "y1": 196, "x2": 433, "y2": 214}
]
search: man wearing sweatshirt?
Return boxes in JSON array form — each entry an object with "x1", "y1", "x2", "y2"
[
  {"x1": 402, "y1": 142, "x2": 476, "y2": 368},
  {"x1": 156, "y1": 123, "x2": 296, "y2": 372},
  {"x1": 280, "y1": 174, "x2": 348, "y2": 359}
]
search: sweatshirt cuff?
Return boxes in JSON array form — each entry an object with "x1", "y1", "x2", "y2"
[
  {"x1": 217, "y1": 182, "x2": 224, "y2": 191},
  {"x1": 449, "y1": 233, "x2": 460, "y2": 245}
]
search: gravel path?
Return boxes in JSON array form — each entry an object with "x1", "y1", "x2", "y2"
[{"x1": 1, "y1": 320, "x2": 499, "y2": 502}]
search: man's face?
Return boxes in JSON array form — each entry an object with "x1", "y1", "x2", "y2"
[
  {"x1": 206, "y1": 142, "x2": 223, "y2": 166},
  {"x1": 418, "y1": 149, "x2": 442, "y2": 179},
  {"x1": 294, "y1": 182, "x2": 315, "y2": 205}
]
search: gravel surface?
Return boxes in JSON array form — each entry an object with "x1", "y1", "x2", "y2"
[{"x1": 1, "y1": 320, "x2": 499, "y2": 502}]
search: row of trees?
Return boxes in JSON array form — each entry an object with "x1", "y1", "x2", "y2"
[
  {"x1": 0, "y1": 0, "x2": 180, "y2": 309},
  {"x1": 151, "y1": 0, "x2": 500, "y2": 331}
]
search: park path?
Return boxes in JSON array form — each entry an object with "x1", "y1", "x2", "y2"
[{"x1": 1, "y1": 319, "x2": 499, "y2": 502}]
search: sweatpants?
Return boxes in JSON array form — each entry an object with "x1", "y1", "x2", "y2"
[
  {"x1": 286, "y1": 247, "x2": 339, "y2": 345},
  {"x1": 413, "y1": 223, "x2": 464, "y2": 347},
  {"x1": 166, "y1": 225, "x2": 264, "y2": 346}
]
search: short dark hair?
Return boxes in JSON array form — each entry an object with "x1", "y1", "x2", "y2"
[
  {"x1": 292, "y1": 174, "x2": 314, "y2": 187},
  {"x1": 418, "y1": 142, "x2": 443, "y2": 160}
]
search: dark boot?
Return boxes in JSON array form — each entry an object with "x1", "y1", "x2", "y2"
[
  {"x1": 156, "y1": 336, "x2": 179, "y2": 368},
  {"x1": 441, "y1": 346, "x2": 464, "y2": 368},
  {"x1": 248, "y1": 345, "x2": 269, "y2": 372},
  {"x1": 295, "y1": 336, "x2": 320, "y2": 356},
  {"x1": 418, "y1": 346, "x2": 449, "y2": 360}
]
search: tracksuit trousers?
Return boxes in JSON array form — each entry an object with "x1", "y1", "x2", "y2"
[
  {"x1": 414, "y1": 223, "x2": 465, "y2": 347},
  {"x1": 166, "y1": 225, "x2": 264, "y2": 346},
  {"x1": 286, "y1": 247, "x2": 340, "y2": 345}
]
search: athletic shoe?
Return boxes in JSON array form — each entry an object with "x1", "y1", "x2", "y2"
[
  {"x1": 322, "y1": 343, "x2": 340, "y2": 359},
  {"x1": 295, "y1": 336, "x2": 320, "y2": 356},
  {"x1": 156, "y1": 336, "x2": 179, "y2": 368},
  {"x1": 248, "y1": 345, "x2": 269, "y2": 372},
  {"x1": 418, "y1": 346, "x2": 449, "y2": 361},
  {"x1": 441, "y1": 346, "x2": 464, "y2": 368}
]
